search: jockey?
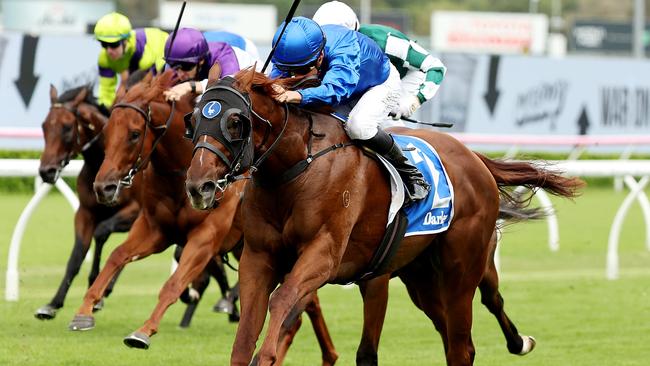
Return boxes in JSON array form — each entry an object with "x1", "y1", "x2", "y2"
[
  {"x1": 313, "y1": 1, "x2": 446, "y2": 124},
  {"x1": 94, "y1": 12, "x2": 168, "y2": 108},
  {"x1": 270, "y1": 17, "x2": 429, "y2": 204},
  {"x1": 163, "y1": 27, "x2": 260, "y2": 102}
]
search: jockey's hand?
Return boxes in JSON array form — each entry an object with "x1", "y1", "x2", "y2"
[
  {"x1": 272, "y1": 85, "x2": 302, "y2": 104},
  {"x1": 164, "y1": 82, "x2": 193, "y2": 102},
  {"x1": 399, "y1": 95, "x2": 421, "y2": 118}
]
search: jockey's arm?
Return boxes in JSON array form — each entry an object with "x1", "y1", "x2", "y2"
[
  {"x1": 98, "y1": 66, "x2": 118, "y2": 108},
  {"x1": 298, "y1": 40, "x2": 361, "y2": 106},
  {"x1": 405, "y1": 42, "x2": 446, "y2": 104}
]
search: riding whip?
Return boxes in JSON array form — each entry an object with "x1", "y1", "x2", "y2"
[
  {"x1": 165, "y1": 1, "x2": 187, "y2": 59},
  {"x1": 261, "y1": 0, "x2": 303, "y2": 73},
  {"x1": 389, "y1": 113, "x2": 454, "y2": 128}
]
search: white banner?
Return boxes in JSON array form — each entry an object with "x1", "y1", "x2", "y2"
[
  {"x1": 159, "y1": 2, "x2": 277, "y2": 43},
  {"x1": 1, "y1": 0, "x2": 114, "y2": 34},
  {"x1": 431, "y1": 11, "x2": 549, "y2": 55}
]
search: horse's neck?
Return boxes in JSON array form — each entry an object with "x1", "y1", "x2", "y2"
[
  {"x1": 78, "y1": 103, "x2": 107, "y2": 171},
  {"x1": 147, "y1": 101, "x2": 193, "y2": 177},
  {"x1": 254, "y1": 108, "x2": 349, "y2": 183}
]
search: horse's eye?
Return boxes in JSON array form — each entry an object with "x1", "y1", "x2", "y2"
[
  {"x1": 227, "y1": 115, "x2": 242, "y2": 139},
  {"x1": 129, "y1": 130, "x2": 141, "y2": 142},
  {"x1": 62, "y1": 124, "x2": 73, "y2": 133}
]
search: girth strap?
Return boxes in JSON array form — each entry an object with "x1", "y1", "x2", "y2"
[{"x1": 354, "y1": 210, "x2": 408, "y2": 282}]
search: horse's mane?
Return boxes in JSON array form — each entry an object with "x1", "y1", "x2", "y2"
[
  {"x1": 125, "y1": 69, "x2": 151, "y2": 89},
  {"x1": 58, "y1": 85, "x2": 98, "y2": 106},
  {"x1": 230, "y1": 68, "x2": 334, "y2": 114},
  {"x1": 123, "y1": 69, "x2": 178, "y2": 105}
]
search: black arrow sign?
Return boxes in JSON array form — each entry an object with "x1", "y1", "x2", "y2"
[
  {"x1": 14, "y1": 34, "x2": 40, "y2": 108},
  {"x1": 483, "y1": 55, "x2": 501, "y2": 116},
  {"x1": 577, "y1": 106, "x2": 590, "y2": 135}
]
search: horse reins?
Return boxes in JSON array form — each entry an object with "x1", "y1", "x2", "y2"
[
  {"x1": 112, "y1": 100, "x2": 176, "y2": 187},
  {"x1": 51, "y1": 102, "x2": 104, "y2": 169}
]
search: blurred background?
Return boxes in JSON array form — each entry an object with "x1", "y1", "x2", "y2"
[{"x1": 0, "y1": 0, "x2": 649, "y2": 150}]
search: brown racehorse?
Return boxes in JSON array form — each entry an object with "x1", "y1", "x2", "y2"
[
  {"x1": 183, "y1": 68, "x2": 583, "y2": 366},
  {"x1": 35, "y1": 84, "x2": 140, "y2": 320},
  {"x1": 67, "y1": 70, "x2": 339, "y2": 364}
]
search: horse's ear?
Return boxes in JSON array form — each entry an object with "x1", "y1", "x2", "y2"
[
  {"x1": 49, "y1": 84, "x2": 58, "y2": 104},
  {"x1": 143, "y1": 71, "x2": 154, "y2": 83},
  {"x1": 115, "y1": 83, "x2": 127, "y2": 102},
  {"x1": 208, "y1": 62, "x2": 222, "y2": 84},
  {"x1": 71, "y1": 87, "x2": 88, "y2": 107}
]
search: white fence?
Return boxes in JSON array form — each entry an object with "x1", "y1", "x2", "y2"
[
  {"x1": 3, "y1": 159, "x2": 82, "y2": 301},
  {"x1": 3, "y1": 134, "x2": 650, "y2": 301}
]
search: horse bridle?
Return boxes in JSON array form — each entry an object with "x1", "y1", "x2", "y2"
[
  {"x1": 111, "y1": 100, "x2": 175, "y2": 187},
  {"x1": 50, "y1": 102, "x2": 103, "y2": 171},
  {"x1": 189, "y1": 80, "x2": 289, "y2": 195}
]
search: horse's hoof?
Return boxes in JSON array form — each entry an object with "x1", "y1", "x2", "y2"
[
  {"x1": 123, "y1": 332, "x2": 150, "y2": 350},
  {"x1": 213, "y1": 298, "x2": 234, "y2": 314},
  {"x1": 68, "y1": 314, "x2": 95, "y2": 331},
  {"x1": 34, "y1": 304, "x2": 58, "y2": 320},
  {"x1": 92, "y1": 299, "x2": 104, "y2": 313},
  {"x1": 518, "y1": 335, "x2": 536, "y2": 355}
]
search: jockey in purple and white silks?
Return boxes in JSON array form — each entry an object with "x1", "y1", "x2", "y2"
[
  {"x1": 163, "y1": 27, "x2": 260, "y2": 102},
  {"x1": 270, "y1": 17, "x2": 429, "y2": 204}
]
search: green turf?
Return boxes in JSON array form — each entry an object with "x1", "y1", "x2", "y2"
[{"x1": 1, "y1": 187, "x2": 649, "y2": 365}]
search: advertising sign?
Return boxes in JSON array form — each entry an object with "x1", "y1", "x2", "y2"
[
  {"x1": 431, "y1": 11, "x2": 549, "y2": 55},
  {"x1": 1, "y1": 0, "x2": 114, "y2": 34}
]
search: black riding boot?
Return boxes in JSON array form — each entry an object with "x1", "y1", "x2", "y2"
[{"x1": 362, "y1": 130, "x2": 430, "y2": 205}]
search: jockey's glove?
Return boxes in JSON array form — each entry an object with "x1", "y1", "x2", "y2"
[{"x1": 399, "y1": 95, "x2": 421, "y2": 118}]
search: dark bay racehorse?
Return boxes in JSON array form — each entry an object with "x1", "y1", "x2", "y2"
[
  {"x1": 184, "y1": 68, "x2": 583, "y2": 365},
  {"x1": 35, "y1": 85, "x2": 140, "y2": 320},
  {"x1": 67, "y1": 70, "x2": 338, "y2": 364}
]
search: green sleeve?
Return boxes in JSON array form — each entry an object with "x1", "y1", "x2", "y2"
[{"x1": 403, "y1": 42, "x2": 446, "y2": 103}]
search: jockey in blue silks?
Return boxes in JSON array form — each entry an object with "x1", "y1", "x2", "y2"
[{"x1": 270, "y1": 17, "x2": 429, "y2": 204}]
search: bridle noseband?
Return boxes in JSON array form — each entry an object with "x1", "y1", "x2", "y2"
[{"x1": 111, "y1": 101, "x2": 175, "y2": 187}]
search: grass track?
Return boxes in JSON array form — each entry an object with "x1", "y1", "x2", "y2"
[{"x1": 1, "y1": 186, "x2": 649, "y2": 365}]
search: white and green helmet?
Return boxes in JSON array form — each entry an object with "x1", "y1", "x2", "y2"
[{"x1": 94, "y1": 12, "x2": 132, "y2": 43}]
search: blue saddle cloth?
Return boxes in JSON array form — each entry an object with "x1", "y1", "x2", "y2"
[{"x1": 393, "y1": 135, "x2": 454, "y2": 236}]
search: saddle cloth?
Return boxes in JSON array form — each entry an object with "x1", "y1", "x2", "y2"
[{"x1": 379, "y1": 134, "x2": 455, "y2": 236}]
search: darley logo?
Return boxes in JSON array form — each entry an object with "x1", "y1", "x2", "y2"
[
  {"x1": 202, "y1": 101, "x2": 222, "y2": 119},
  {"x1": 423, "y1": 211, "x2": 449, "y2": 226}
]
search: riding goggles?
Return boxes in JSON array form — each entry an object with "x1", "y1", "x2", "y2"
[{"x1": 169, "y1": 61, "x2": 198, "y2": 72}]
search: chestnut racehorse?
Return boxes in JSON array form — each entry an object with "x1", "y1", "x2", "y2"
[
  {"x1": 67, "y1": 70, "x2": 338, "y2": 364},
  {"x1": 35, "y1": 85, "x2": 139, "y2": 320},
  {"x1": 184, "y1": 69, "x2": 583, "y2": 365}
]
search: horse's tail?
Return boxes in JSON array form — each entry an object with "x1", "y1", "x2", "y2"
[{"x1": 475, "y1": 152, "x2": 584, "y2": 206}]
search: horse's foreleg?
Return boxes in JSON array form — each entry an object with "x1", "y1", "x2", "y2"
[
  {"x1": 479, "y1": 233, "x2": 535, "y2": 355},
  {"x1": 255, "y1": 241, "x2": 337, "y2": 366},
  {"x1": 356, "y1": 274, "x2": 390, "y2": 366},
  {"x1": 129, "y1": 233, "x2": 223, "y2": 344},
  {"x1": 90, "y1": 201, "x2": 138, "y2": 294},
  {"x1": 303, "y1": 292, "x2": 338, "y2": 366},
  {"x1": 231, "y1": 247, "x2": 280, "y2": 366},
  {"x1": 69, "y1": 216, "x2": 165, "y2": 331},
  {"x1": 35, "y1": 208, "x2": 94, "y2": 320}
]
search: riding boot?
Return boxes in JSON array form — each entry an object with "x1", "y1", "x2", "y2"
[{"x1": 361, "y1": 130, "x2": 430, "y2": 205}]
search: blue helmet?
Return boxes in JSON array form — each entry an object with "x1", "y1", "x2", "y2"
[{"x1": 271, "y1": 17, "x2": 325, "y2": 69}]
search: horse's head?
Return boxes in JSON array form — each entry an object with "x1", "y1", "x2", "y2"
[
  {"x1": 94, "y1": 69, "x2": 179, "y2": 205},
  {"x1": 185, "y1": 66, "x2": 291, "y2": 209},
  {"x1": 39, "y1": 84, "x2": 104, "y2": 183}
]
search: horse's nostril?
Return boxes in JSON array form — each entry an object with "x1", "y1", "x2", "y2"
[
  {"x1": 103, "y1": 184, "x2": 118, "y2": 197},
  {"x1": 200, "y1": 181, "x2": 216, "y2": 194},
  {"x1": 39, "y1": 167, "x2": 58, "y2": 183}
]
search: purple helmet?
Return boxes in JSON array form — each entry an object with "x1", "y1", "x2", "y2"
[{"x1": 165, "y1": 27, "x2": 209, "y2": 63}]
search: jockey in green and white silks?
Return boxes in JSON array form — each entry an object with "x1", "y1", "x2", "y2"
[
  {"x1": 270, "y1": 17, "x2": 430, "y2": 204},
  {"x1": 94, "y1": 12, "x2": 168, "y2": 108},
  {"x1": 313, "y1": 1, "x2": 446, "y2": 124}
]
